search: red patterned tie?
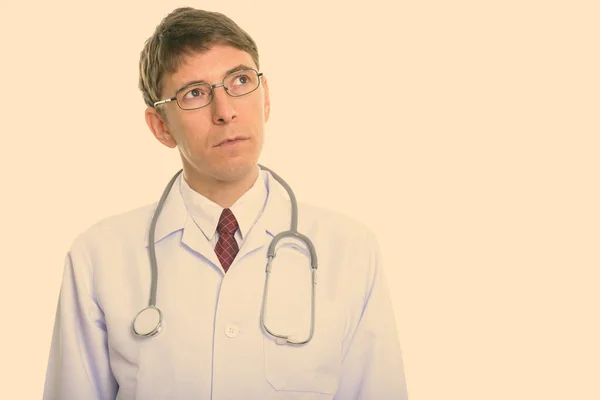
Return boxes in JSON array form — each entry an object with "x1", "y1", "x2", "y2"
[{"x1": 215, "y1": 208, "x2": 239, "y2": 272}]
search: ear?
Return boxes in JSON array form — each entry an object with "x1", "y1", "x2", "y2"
[
  {"x1": 262, "y1": 76, "x2": 271, "y2": 122},
  {"x1": 145, "y1": 107, "x2": 177, "y2": 149}
]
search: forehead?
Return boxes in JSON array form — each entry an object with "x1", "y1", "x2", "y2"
[{"x1": 164, "y1": 44, "x2": 256, "y2": 93}]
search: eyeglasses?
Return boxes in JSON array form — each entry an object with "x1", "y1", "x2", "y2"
[{"x1": 153, "y1": 68, "x2": 264, "y2": 111}]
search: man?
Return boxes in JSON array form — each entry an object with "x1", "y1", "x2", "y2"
[{"x1": 43, "y1": 7, "x2": 408, "y2": 399}]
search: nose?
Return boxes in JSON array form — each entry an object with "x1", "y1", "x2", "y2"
[{"x1": 210, "y1": 84, "x2": 237, "y2": 124}]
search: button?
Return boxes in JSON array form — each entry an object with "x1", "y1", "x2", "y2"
[{"x1": 225, "y1": 324, "x2": 239, "y2": 338}]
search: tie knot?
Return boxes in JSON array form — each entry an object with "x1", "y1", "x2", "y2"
[{"x1": 217, "y1": 208, "x2": 239, "y2": 235}]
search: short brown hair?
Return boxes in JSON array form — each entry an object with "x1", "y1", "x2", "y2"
[{"x1": 138, "y1": 7, "x2": 260, "y2": 108}]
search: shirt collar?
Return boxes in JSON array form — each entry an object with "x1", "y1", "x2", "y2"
[
  {"x1": 179, "y1": 168, "x2": 268, "y2": 241},
  {"x1": 144, "y1": 167, "x2": 291, "y2": 247}
]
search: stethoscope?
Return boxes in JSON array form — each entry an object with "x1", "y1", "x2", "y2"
[{"x1": 132, "y1": 164, "x2": 318, "y2": 345}]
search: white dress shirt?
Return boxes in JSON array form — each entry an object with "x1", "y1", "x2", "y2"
[
  {"x1": 43, "y1": 168, "x2": 409, "y2": 399},
  {"x1": 180, "y1": 168, "x2": 268, "y2": 252}
]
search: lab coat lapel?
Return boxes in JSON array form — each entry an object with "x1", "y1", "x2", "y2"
[
  {"x1": 180, "y1": 214, "x2": 222, "y2": 268},
  {"x1": 234, "y1": 171, "x2": 293, "y2": 263},
  {"x1": 235, "y1": 219, "x2": 270, "y2": 261},
  {"x1": 143, "y1": 173, "x2": 221, "y2": 270}
]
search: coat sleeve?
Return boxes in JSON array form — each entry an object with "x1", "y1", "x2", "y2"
[
  {"x1": 43, "y1": 237, "x2": 118, "y2": 400},
  {"x1": 335, "y1": 230, "x2": 409, "y2": 399}
]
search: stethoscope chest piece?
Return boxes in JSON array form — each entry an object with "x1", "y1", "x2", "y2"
[{"x1": 133, "y1": 306, "x2": 163, "y2": 337}]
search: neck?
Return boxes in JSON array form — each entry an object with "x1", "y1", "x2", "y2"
[{"x1": 182, "y1": 164, "x2": 259, "y2": 208}]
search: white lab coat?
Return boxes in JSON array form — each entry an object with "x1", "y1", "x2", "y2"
[{"x1": 43, "y1": 170, "x2": 408, "y2": 399}]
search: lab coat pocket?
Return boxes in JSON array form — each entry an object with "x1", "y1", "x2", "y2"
[{"x1": 262, "y1": 241, "x2": 341, "y2": 395}]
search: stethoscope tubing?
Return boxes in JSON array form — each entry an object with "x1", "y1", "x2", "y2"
[{"x1": 135, "y1": 164, "x2": 317, "y2": 345}]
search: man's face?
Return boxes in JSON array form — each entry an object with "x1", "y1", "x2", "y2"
[{"x1": 147, "y1": 44, "x2": 270, "y2": 184}]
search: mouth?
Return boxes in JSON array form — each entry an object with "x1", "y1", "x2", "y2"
[{"x1": 215, "y1": 137, "x2": 248, "y2": 147}]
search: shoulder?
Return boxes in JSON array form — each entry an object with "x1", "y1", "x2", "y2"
[
  {"x1": 69, "y1": 201, "x2": 158, "y2": 254},
  {"x1": 298, "y1": 201, "x2": 379, "y2": 248}
]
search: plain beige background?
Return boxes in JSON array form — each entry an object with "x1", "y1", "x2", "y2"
[{"x1": 1, "y1": 0, "x2": 599, "y2": 399}]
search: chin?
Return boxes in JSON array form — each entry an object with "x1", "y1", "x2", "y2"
[{"x1": 213, "y1": 160, "x2": 257, "y2": 182}]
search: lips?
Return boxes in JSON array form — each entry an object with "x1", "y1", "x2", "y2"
[{"x1": 216, "y1": 137, "x2": 248, "y2": 147}]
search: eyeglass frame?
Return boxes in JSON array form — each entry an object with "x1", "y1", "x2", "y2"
[{"x1": 152, "y1": 68, "x2": 264, "y2": 111}]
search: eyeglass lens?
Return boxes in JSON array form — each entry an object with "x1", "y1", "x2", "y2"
[{"x1": 176, "y1": 69, "x2": 260, "y2": 110}]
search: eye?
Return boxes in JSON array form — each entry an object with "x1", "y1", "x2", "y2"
[
  {"x1": 183, "y1": 86, "x2": 209, "y2": 99},
  {"x1": 232, "y1": 74, "x2": 250, "y2": 86}
]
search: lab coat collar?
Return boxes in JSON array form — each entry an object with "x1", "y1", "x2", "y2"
[{"x1": 144, "y1": 168, "x2": 292, "y2": 252}]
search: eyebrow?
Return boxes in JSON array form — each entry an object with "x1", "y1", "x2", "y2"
[{"x1": 175, "y1": 64, "x2": 255, "y2": 94}]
